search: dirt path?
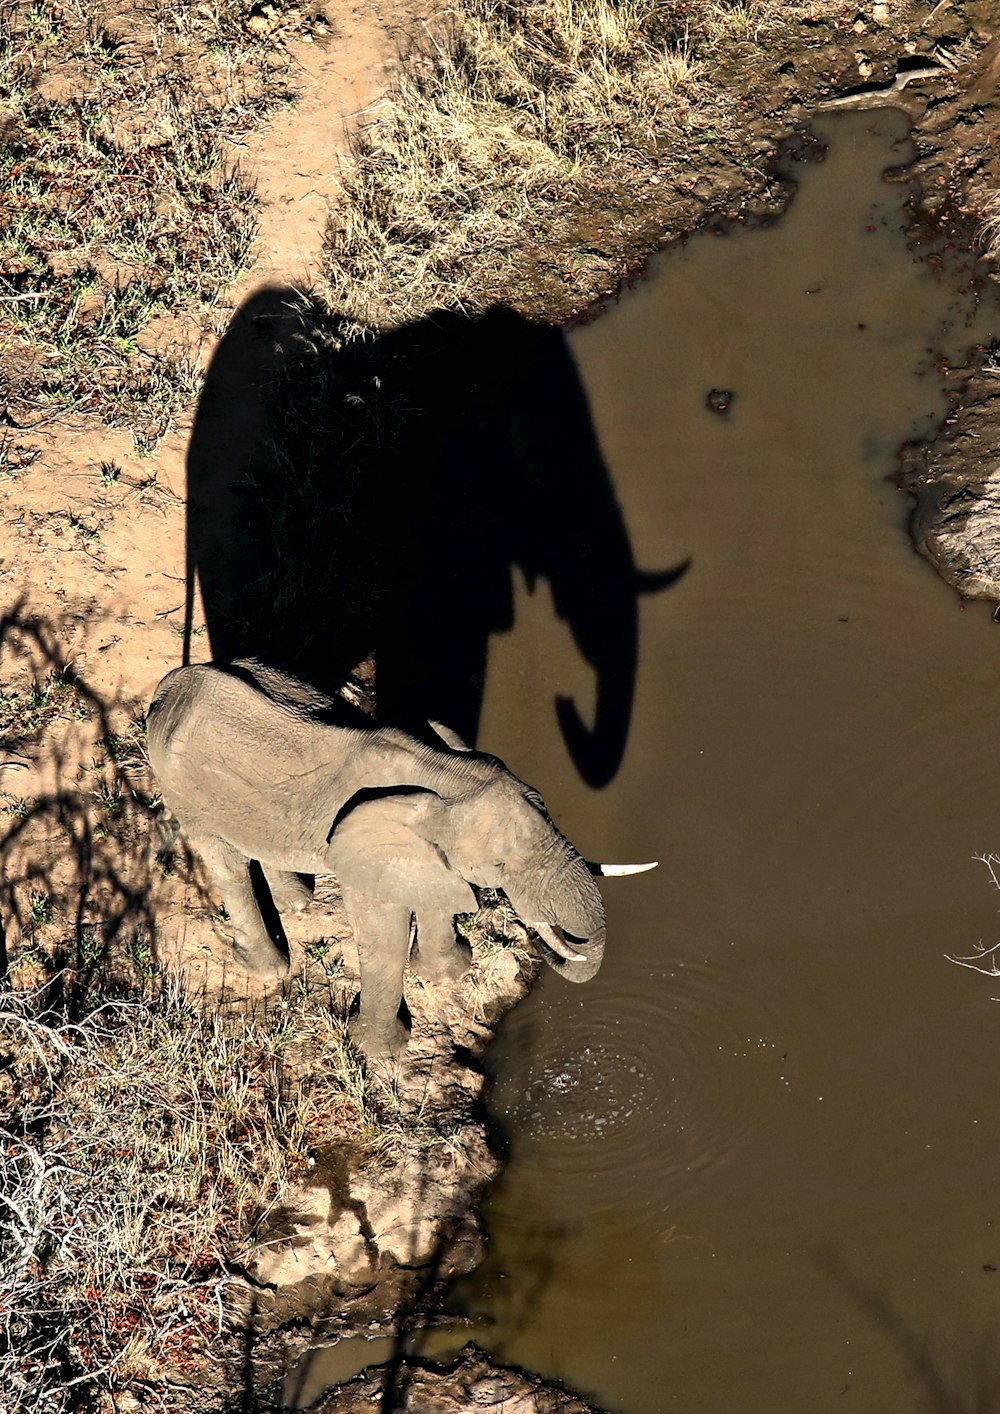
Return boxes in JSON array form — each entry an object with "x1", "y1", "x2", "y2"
[{"x1": 225, "y1": 6, "x2": 393, "y2": 291}]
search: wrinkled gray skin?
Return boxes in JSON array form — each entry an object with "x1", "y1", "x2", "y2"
[{"x1": 146, "y1": 660, "x2": 606, "y2": 1059}]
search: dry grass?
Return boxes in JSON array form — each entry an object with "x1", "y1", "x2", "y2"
[
  {"x1": 0, "y1": 0, "x2": 297, "y2": 447},
  {"x1": 0, "y1": 969, "x2": 403, "y2": 1409},
  {"x1": 980, "y1": 191, "x2": 1000, "y2": 270},
  {"x1": 321, "y1": 0, "x2": 820, "y2": 326},
  {"x1": 323, "y1": 0, "x2": 710, "y2": 322}
]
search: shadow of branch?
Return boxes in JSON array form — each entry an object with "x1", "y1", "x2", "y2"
[
  {"x1": 819, "y1": 1249, "x2": 1000, "y2": 1414},
  {"x1": 0, "y1": 598, "x2": 213, "y2": 1005}
]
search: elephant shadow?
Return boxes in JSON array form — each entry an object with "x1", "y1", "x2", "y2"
[{"x1": 185, "y1": 288, "x2": 686, "y2": 788}]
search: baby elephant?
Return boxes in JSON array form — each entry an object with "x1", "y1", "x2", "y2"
[{"x1": 147, "y1": 660, "x2": 653, "y2": 1058}]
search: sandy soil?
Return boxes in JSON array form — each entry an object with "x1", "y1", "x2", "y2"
[{"x1": 2, "y1": 0, "x2": 404, "y2": 703}]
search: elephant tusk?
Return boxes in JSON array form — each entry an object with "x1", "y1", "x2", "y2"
[
  {"x1": 586, "y1": 861, "x2": 658, "y2": 876},
  {"x1": 531, "y1": 922, "x2": 587, "y2": 963}
]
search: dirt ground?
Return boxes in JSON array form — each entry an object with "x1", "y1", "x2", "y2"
[{"x1": 4, "y1": 0, "x2": 1000, "y2": 1409}]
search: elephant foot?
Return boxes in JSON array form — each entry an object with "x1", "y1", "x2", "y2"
[
  {"x1": 273, "y1": 892, "x2": 310, "y2": 916},
  {"x1": 348, "y1": 1012, "x2": 410, "y2": 1062},
  {"x1": 411, "y1": 941, "x2": 471, "y2": 985},
  {"x1": 271, "y1": 882, "x2": 315, "y2": 916},
  {"x1": 232, "y1": 935, "x2": 291, "y2": 981},
  {"x1": 267, "y1": 872, "x2": 314, "y2": 914}
]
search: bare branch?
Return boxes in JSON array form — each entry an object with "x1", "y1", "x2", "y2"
[{"x1": 946, "y1": 856, "x2": 1000, "y2": 975}]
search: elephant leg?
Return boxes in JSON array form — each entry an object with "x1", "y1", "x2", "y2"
[
  {"x1": 191, "y1": 833, "x2": 290, "y2": 981},
  {"x1": 343, "y1": 888, "x2": 411, "y2": 1060},
  {"x1": 411, "y1": 909, "x2": 471, "y2": 985},
  {"x1": 262, "y1": 867, "x2": 314, "y2": 915}
]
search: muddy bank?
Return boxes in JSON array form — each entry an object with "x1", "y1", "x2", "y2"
[
  {"x1": 701, "y1": 15, "x2": 1000, "y2": 612},
  {"x1": 305, "y1": 1345, "x2": 604, "y2": 1413},
  {"x1": 219, "y1": 913, "x2": 537, "y2": 1411},
  {"x1": 884, "y1": 29, "x2": 1000, "y2": 599},
  {"x1": 761, "y1": 16, "x2": 1000, "y2": 610}
]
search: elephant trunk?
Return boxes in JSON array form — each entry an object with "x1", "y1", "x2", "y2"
[
  {"x1": 505, "y1": 848, "x2": 606, "y2": 984},
  {"x1": 539, "y1": 918, "x2": 606, "y2": 984}
]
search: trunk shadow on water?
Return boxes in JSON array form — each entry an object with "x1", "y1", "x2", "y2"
[{"x1": 184, "y1": 294, "x2": 688, "y2": 789}]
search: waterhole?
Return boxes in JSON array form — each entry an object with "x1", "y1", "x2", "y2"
[{"x1": 449, "y1": 109, "x2": 1000, "y2": 1412}]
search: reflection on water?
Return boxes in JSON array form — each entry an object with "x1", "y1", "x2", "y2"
[
  {"x1": 453, "y1": 109, "x2": 1000, "y2": 1412},
  {"x1": 283, "y1": 1327, "x2": 472, "y2": 1409}
]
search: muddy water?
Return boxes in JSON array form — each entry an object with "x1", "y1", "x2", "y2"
[{"x1": 454, "y1": 111, "x2": 1000, "y2": 1411}]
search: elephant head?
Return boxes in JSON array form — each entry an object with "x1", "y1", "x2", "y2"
[
  {"x1": 432, "y1": 773, "x2": 608, "y2": 982},
  {"x1": 325, "y1": 773, "x2": 608, "y2": 982},
  {"x1": 328, "y1": 730, "x2": 652, "y2": 992}
]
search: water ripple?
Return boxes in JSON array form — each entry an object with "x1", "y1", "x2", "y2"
[{"x1": 489, "y1": 956, "x2": 783, "y2": 1216}]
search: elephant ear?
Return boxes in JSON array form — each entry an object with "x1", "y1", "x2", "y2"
[
  {"x1": 325, "y1": 788, "x2": 477, "y2": 914},
  {"x1": 427, "y1": 720, "x2": 474, "y2": 753}
]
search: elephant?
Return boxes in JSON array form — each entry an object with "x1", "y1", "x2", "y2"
[{"x1": 146, "y1": 659, "x2": 654, "y2": 1058}]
